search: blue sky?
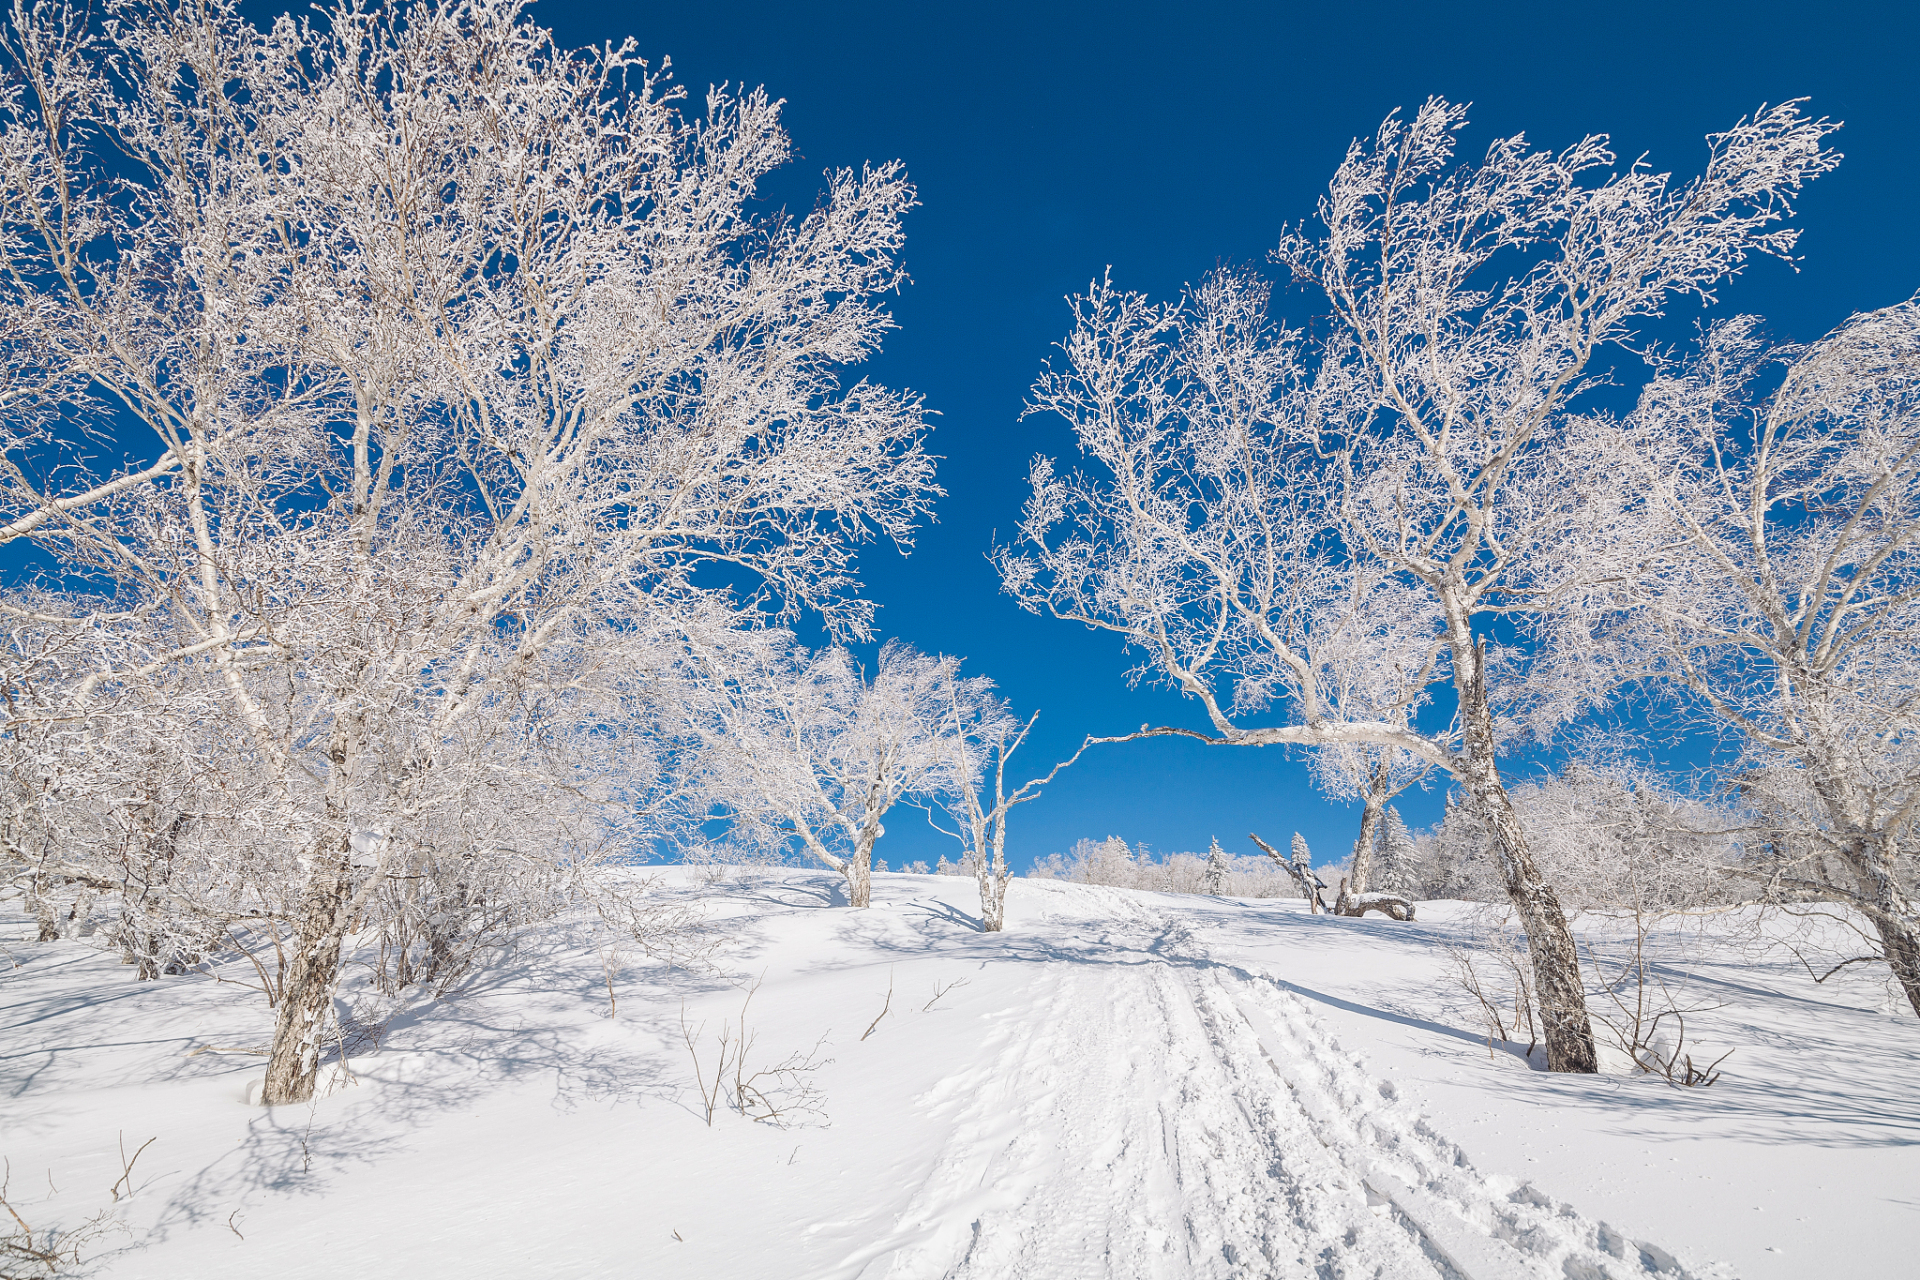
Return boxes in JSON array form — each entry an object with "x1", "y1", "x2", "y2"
[
  {"x1": 524, "y1": 0, "x2": 1919, "y2": 869},
  {"x1": 313, "y1": 2, "x2": 1920, "y2": 866}
]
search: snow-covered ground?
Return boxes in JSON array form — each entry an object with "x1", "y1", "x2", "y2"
[{"x1": 3, "y1": 872, "x2": 1913, "y2": 1278}]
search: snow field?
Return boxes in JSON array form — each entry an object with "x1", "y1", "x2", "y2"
[{"x1": 3, "y1": 871, "x2": 1912, "y2": 1278}]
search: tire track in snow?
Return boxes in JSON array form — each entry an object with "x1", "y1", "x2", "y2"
[
  {"x1": 1159, "y1": 910, "x2": 1728, "y2": 1280},
  {"x1": 835, "y1": 956, "x2": 1294, "y2": 1279},
  {"x1": 834, "y1": 890, "x2": 1435, "y2": 1279},
  {"x1": 829, "y1": 890, "x2": 1719, "y2": 1279}
]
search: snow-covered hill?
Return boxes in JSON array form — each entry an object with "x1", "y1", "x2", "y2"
[{"x1": 3, "y1": 873, "x2": 1912, "y2": 1278}]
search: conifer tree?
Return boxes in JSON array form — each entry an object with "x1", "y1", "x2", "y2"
[{"x1": 1204, "y1": 838, "x2": 1229, "y2": 895}]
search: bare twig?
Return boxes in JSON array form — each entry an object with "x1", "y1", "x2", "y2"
[
  {"x1": 1445, "y1": 944, "x2": 1512, "y2": 1057},
  {"x1": 1784, "y1": 944, "x2": 1881, "y2": 985},
  {"x1": 1582, "y1": 884, "x2": 1730, "y2": 1087},
  {"x1": 683, "y1": 979, "x2": 833, "y2": 1128},
  {"x1": 733, "y1": 1031, "x2": 832, "y2": 1126},
  {"x1": 108, "y1": 1134, "x2": 156, "y2": 1204},
  {"x1": 2, "y1": 1155, "x2": 123, "y2": 1276},
  {"x1": 679, "y1": 1001, "x2": 734, "y2": 1127},
  {"x1": 860, "y1": 969, "x2": 894, "y2": 1041},
  {"x1": 922, "y1": 978, "x2": 969, "y2": 1012}
]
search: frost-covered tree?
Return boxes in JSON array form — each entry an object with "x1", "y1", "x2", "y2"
[
  {"x1": 1420, "y1": 762, "x2": 1740, "y2": 909},
  {"x1": 932, "y1": 694, "x2": 1086, "y2": 932},
  {"x1": 1038, "y1": 835, "x2": 1140, "y2": 886},
  {"x1": 1203, "y1": 837, "x2": 1229, "y2": 894},
  {"x1": 1373, "y1": 806, "x2": 1420, "y2": 897},
  {"x1": 688, "y1": 639, "x2": 966, "y2": 909},
  {"x1": 0, "y1": 0, "x2": 934, "y2": 1103},
  {"x1": 1618, "y1": 303, "x2": 1920, "y2": 1015},
  {"x1": 1000, "y1": 98, "x2": 1836, "y2": 1071},
  {"x1": 1252, "y1": 831, "x2": 1327, "y2": 911},
  {"x1": 1336, "y1": 759, "x2": 1425, "y2": 896},
  {"x1": 1027, "y1": 836, "x2": 1294, "y2": 897}
]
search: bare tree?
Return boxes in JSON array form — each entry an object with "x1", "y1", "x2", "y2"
[
  {"x1": 0, "y1": 0, "x2": 934, "y2": 1102},
  {"x1": 1619, "y1": 302, "x2": 1920, "y2": 1015},
  {"x1": 932, "y1": 692, "x2": 1087, "y2": 932},
  {"x1": 999, "y1": 97, "x2": 1837, "y2": 1071}
]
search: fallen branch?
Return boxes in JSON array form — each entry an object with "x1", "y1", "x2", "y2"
[{"x1": 1332, "y1": 878, "x2": 1417, "y2": 921}]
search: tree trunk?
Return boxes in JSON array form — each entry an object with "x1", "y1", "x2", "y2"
[
  {"x1": 846, "y1": 833, "x2": 875, "y2": 909},
  {"x1": 1802, "y1": 760, "x2": 1920, "y2": 1021},
  {"x1": 1454, "y1": 636, "x2": 1597, "y2": 1074},
  {"x1": 1874, "y1": 912, "x2": 1920, "y2": 1019},
  {"x1": 1333, "y1": 876, "x2": 1417, "y2": 921},
  {"x1": 1348, "y1": 774, "x2": 1387, "y2": 895},
  {"x1": 1249, "y1": 833, "x2": 1325, "y2": 911},
  {"x1": 1847, "y1": 838, "x2": 1920, "y2": 1020},
  {"x1": 978, "y1": 867, "x2": 1008, "y2": 932},
  {"x1": 977, "y1": 815, "x2": 1010, "y2": 933},
  {"x1": 263, "y1": 941, "x2": 341, "y2": 1103},
  {"x1": 262, "y1": 825, "x2": 356, "y2": 1105},
  {"x1": 126, "y1": 908, "x2": 161, "y2": 980}
]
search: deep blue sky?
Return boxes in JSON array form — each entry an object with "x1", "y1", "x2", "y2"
[
  {"x1": 530, "y1": 0, "x2": 1920, "y2": 870},
  {"x1": 160, "y1": 0, "x2": 1893, "y2": 869}
]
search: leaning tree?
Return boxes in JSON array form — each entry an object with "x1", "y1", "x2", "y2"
[{"x1": 999, "y1": 98, "x2": 1837, "y2": 1072}]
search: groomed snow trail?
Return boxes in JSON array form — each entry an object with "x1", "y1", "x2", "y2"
[{"x1": 836, "y1": 888, "x2": 1712, "y2": 1280}]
